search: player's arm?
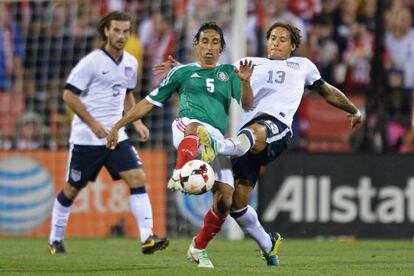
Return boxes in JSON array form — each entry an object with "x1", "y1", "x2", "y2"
[
  {"x1": 62, "y1": 89, "x2": 108, "y2": 138},
  {"x1": 107, "y1": 98, "x2": 155, "y2": 149},
  {"x1": 235, "y1": 60, "x2": 254, "y2": 110},
  {"x1": 124, "y1": 92, "x2": 150, "y2": 141},
  {"x1": 153, "y1": 55, "x2": 180, "y2": 78},
  {"x1": 312, "y1": 82, "x2": 362, "y2": 129}
]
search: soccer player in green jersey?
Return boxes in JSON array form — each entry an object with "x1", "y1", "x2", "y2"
[{"x1": 107, "y1": 22, "x2": 254, "y2": 268}]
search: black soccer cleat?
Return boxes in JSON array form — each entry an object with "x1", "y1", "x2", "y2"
[
  {"x1": 48, "y1": 240, "x2": 66, "y2": 255},
  {"x1": 141, "y1": 235, "x2": 169, "y2": 254}
]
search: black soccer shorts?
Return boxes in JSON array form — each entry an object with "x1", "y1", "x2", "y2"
[
  {"x1": 66, "y1": 140, "x2": 142, "y2": 189},
  {"x1": 233, "y1": 115, "x2": 291, "y2": 187}
]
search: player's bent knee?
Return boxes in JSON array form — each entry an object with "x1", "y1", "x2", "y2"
[
  {"x1": 63, "y1": 182, "x2": 80, "y2": 200},
  {"x1": 232, "y1": 191, "x2": 250, "y2": 210},
  {"x1": 232, "y1": 196, "x2": 249, "y2": 211},
  {"x1": 184, "y1": 122, "x2": 200, "y2": 136},
  {"x1": 120, "y1": 168, "x2": 147, "y2": 188},
  {"x1": 248, "y1": 124, "x2": 267, "y2": 153},
  {"x1": 212, "y1": 183, "x2": 233, "y2": 215},
  {"x1": 232, "y1": 182, "x2": 252, "y2": 209}
]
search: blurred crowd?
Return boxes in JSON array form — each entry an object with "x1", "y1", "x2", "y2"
[{"x1": 1, "y1": 0, "x2": 414, "y2": 153}]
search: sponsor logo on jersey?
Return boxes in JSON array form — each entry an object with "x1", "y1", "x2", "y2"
[
  {"x1": 124, "y1": 66, "x2": 134, "y2": 78},
  {"x1": 286, "y1": 61, "x2": 300, "y2": 70},
  {"x1": 264, "y1": 120, "x2": 279, "y2": 135},
  {"x1": 216, "y1": 71, "x2": 229, "y2": 81},
  {"x1": 191, "y1": 73, "x2": 201, "y2": 78},
  {"x1": 149, "y1": 88, "x2": 159, "y2": 96}
]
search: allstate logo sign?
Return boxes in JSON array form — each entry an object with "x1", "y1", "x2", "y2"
[{"x1": 0, "y1": 156, "x2": 55, "y2": 234}]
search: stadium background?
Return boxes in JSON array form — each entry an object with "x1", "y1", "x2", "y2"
[{"x1": 0, "y1": 0, "x2": 413, "y2": 240}]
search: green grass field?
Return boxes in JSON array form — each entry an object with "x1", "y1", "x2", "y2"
[{"x1": 0, "y1": 238, "x2": 413, "y2": 275}]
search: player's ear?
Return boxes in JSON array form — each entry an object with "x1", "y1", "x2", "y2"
[{"x1": 291, "y1": 44, "x2": 296, "y2": 52}]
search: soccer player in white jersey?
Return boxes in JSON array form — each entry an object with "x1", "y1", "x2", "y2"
[
  {"x1": 47, "y1": 11, "x2": 169, "y2": 255},
  {"x1": 107, "y1": 22, "x2": 254, "y2": 268},
  {"x1": 155, "y1": 22, "x2": 362, "y2": 266},
  {"x1": 222, "y1": 22, "x2": 363, "y2": 266}
]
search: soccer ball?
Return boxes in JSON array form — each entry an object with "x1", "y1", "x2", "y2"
[{"x1": 180, "y1": 160, "x2": 215, "y2": 195}]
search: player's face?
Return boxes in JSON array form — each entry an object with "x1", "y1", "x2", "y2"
[
  {"x1": 194, "y1": 29, "x2": 222, "y2": 68},
  {"x1": 105, "y1": 20, "x2": 131, "y2": 51},
  {"x1": 266, "y1": 27, "x2": 295, "y2": 60}
]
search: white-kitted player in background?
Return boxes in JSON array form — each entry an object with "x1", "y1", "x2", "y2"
[{"x1": 48, "y1": 11, "x2": 169, "y2": 256}]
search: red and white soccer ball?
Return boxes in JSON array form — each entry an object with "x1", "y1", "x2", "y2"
[{"x1": 180, "y1": 160, "x2": 215, "y2": 195}]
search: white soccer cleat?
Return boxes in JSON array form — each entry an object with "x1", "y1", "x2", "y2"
[
  {"x1": 187, "y1": 237, "x2": 214, "y2": 268},
  {"x1": 167, "y1": 169, "x2": 184, "y2": 192}
]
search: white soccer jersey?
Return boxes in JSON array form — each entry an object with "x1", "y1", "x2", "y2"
[
  {"x1": 235, "y1": 57, "x2": 322, "y2": 132},
  {"x1": 65, "y1": 48, "x2": 138, "y2": 145}
]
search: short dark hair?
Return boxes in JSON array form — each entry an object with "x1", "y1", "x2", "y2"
[
  {"x1": 266, "y1": 22, "x2": 302, "y2": 51},
  {"x1": 193, "y1": 22, "x2": 226, "y2": 53},
  {"x1": 97, "y1": 11, "x2": 133, "y2": 41}
]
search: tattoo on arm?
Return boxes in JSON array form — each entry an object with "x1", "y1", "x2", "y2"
[{"x1": 314, "y1": 83, "x2": 358, "y2": 114}]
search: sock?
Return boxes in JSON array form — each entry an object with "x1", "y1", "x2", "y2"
[
  {"x1": 49, "y1": 191, "x2": 73, "y2": 244},
  {"x1": 194, "y1": 209, "x2": 226, "y2": 249},
  {"x1": 130, "y1": 187, "x2": 153, "y2": 242},
  {"x1": 217, "y1": 128, "x2": 255, "y2": 157},
  {"x1": 176, "y1": 135, "x2": 199, "y2": 169},
  {"x1": 231, "y1": 205, "x2": 272, "y2": 253}
]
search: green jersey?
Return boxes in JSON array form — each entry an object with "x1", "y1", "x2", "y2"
[{"x1": 147, "y1": 63, "x2": 242, "y2": 134}]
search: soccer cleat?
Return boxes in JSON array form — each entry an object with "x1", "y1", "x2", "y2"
[
  {"x1": 187, "y1": 237, "x2": 214, "y2": 268},
  {"x1": 263, "y1": 232, "x2": 282, "y2": 266},
  {"x1": 141, "y1": 235, "x2": 170, "y2": 254},
  {"x1": 167, "y1": 169, "x2": 186, "y2": 193},
  {"x1": 48, "y1": 240, "x2": 66, "y2": 255},
  {"x1": 196, "y1": 126, "x2": 217, "y2": 163}
]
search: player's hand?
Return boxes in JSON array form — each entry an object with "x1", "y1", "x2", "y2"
[
  {"x1": 106, "y1": 127, "x2": 119, "y2": 149},
  {"x1": 133, "y1": 120, "x2": 150, "y2": 142},
  {"x1": 91, "y1": 120, "x2": 108, "y2": 138},
  {"x1": 153, "y1": 55, "x2": 180, "y2": 78},
  {"x1": 235, "y1": 59, "x2": 255, "y2": 83},
  {"x1": 348, "y1": 109, "x2": 363, "y2": 129}
]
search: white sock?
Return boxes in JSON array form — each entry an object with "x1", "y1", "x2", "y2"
[
  {"x1": 49, "y1": 198, "x2": 72, "y2": 244},
  {"x1": 217, "y1": 128, "x2": 255, "y2": 157},
  {"x1": 232, "y1": 205, "x2": 272, "y2": 253},
  {"x1": 129, "y1": 193, "x2": 153, "y2": 242}
]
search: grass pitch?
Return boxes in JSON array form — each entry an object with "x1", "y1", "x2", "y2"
[{"x1": 0, "y1": 237, "x2": 413, "y2": 275}]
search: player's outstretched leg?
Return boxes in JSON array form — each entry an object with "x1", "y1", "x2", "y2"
[
  {"x1": 48, "y1": 240, "x2": 66, "y2": 255},
  {"x1": 187, "y1": 237, "x2": 214, "y2": 268},
  {"x1": 141, "y1": 235, "x2": 170, "y2": 254},
  {"x1": 196, "y1": 126, "x2": 217, "y2": 163},
  {"x1": 262, "y1": 232, "x2": 283, "y2": 266}
]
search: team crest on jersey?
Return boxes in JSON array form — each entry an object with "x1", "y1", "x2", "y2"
[
  {"x1": 71, "y1": 169, "x2": 81, "y2": 182},
  {"x1": 286, "y1": 61, "x2": 300, "y2": 70},
  {"x1": 124, "y1": 66, "x2": 134, "y2": 78},
  {"x1": 216, "y1": 71, "x2": 229, "y2": 81}
]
